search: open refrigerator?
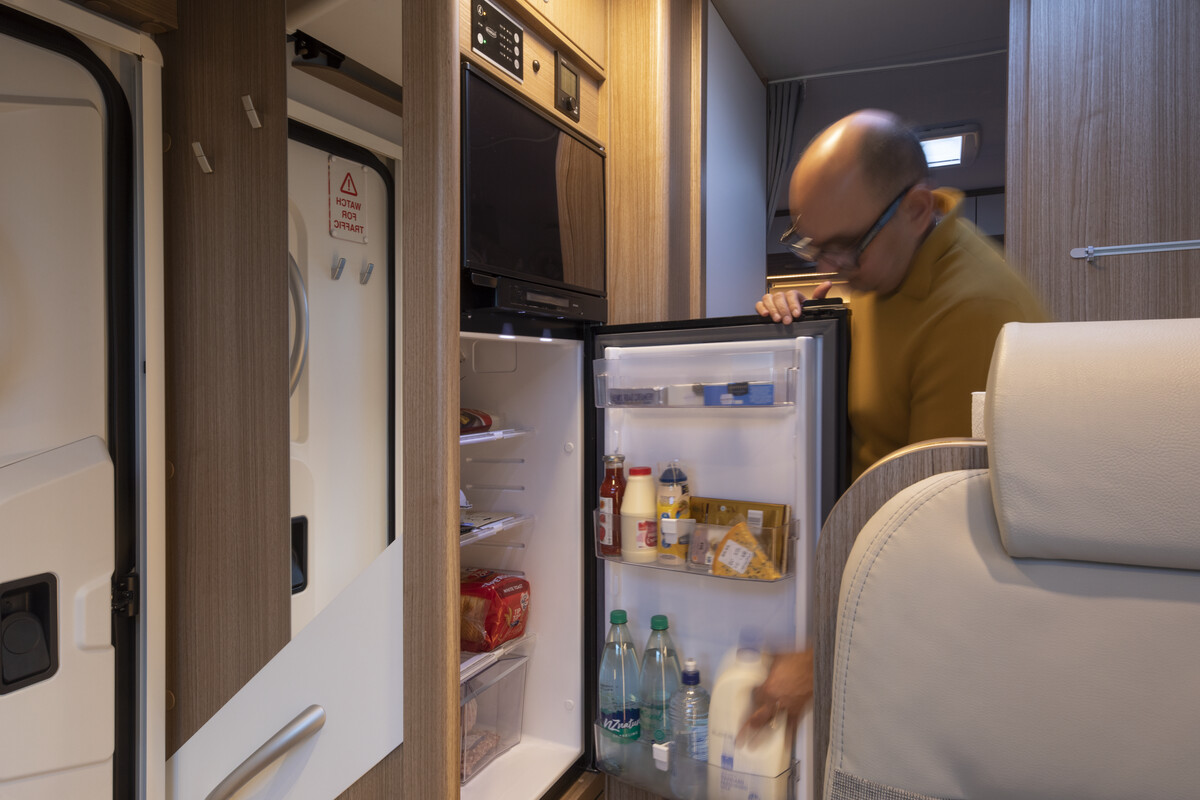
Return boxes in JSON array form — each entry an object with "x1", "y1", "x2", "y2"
[{"x1": 458, "y1": 309, "x2": 849, "y2": 800}]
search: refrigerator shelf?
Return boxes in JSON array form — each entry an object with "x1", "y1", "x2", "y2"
[
  {"x1": 595, "y1": 379, "x2": 797, "y2": 409},
  {"x1": 460, "y1": 512, "x2": 534, "y2": 547},
  {"x1": 460, "y1": 426, "x2": 533, "y2": 445},
  {"x1": 459, "y1": 633, "x2": 537, "y2": 684},
  {"x1": 595, "y1": 512, "x2": 797, "y2": 581},
  {"x1": 593, "y1": 722, "x2": 797, "y2": 799}
]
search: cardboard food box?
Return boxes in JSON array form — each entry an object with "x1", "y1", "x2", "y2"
[{"x1": 688, "y1": 496, "x2": 791, "y2": 575}]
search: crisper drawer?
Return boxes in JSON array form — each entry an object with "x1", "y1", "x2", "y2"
[{"x1": 594, "y1": 338, "x2": 814, "y2": 409}]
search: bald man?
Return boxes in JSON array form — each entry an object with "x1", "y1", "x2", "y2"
[{"x1": 759, "y1": 110, "x2": 1047, "y2": 479}]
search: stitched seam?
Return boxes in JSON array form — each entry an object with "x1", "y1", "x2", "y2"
[{"x1": 835, "y1": 470, "x2": 987, "y2": 771}]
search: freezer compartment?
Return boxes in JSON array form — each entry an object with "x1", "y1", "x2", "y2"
[
  {"x1": 461, "y1": 655, "x2": 530, "y2": 785},
  {"x1": 595, "y1": 512, "x2": 798, "y2": 581},
  {"x1": 594, "y1": 339, "x2": 813, "y2": 409},
  {"x1": 593, "y1": 722, "x2": 796, "y2": 800}
]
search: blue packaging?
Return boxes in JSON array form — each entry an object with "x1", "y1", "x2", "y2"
[{"x1": 702, "y1": 382, "x2": 774, "y2": 406}]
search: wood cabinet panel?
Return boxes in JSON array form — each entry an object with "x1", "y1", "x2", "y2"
[
  {"x1": 159, "y1": 0, "x2": 290, "y2": 756},
  {"x1": 520, "y1": 0, "x2": 607, "y2": 71},
  {"x1": 1007, "y1": 0, "x2": 1200, "y2": 322},
  {"x1": 459, "y1": 0, "x2": 605, "y2": 144}
]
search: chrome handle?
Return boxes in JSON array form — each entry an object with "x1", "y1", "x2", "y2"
[
  {"x1": 288, "y1": 253, "x2": 310, "y2": 397},
  {"x1": 205, "y1": 704, "x2": 326, "y2": 800}
]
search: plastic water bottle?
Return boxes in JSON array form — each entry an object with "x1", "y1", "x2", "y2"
[
  {"x1": 639, "y1": 614, "x2": 682, "y2": 746},
  {"x1": 598, "y1": 609, "x2": 641, "y2": 773},
  {"x1": 668, "y1": 658, "x2": 710, "y2": 800}
]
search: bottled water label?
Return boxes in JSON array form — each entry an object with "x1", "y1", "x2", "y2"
[{"x1": 601, "y1": 706, "x2": 640, "y2": 739}]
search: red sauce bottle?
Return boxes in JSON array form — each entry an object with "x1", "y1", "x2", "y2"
[{"x1": 597, "y1": 454, "x2": 626, "y2": 558}]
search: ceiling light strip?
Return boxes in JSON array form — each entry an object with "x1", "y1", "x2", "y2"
[{"x1": 768, "y1": 48, "x2": 1008, "y2": 85}]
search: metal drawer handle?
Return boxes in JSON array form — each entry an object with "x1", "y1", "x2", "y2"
[{"x1": 205, "y1": 704, "x2": 326, "y2": 800}]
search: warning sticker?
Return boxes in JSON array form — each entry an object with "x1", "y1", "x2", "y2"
[{"x1": 329, "y1": 156, "x2": 368, "y2": 243}]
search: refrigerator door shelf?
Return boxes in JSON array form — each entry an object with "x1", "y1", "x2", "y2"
[
  {"x1": 594, "y1": 512, "x2": 798, "y2": 582},
  {"x1": 593, "y1": 722, "x2": 797, "y2": 800},
  {"x1": 595, "y1": 339, "x2": 813, "y2": 409},
  {"x1": 460, "y1": 426, "x2": 534, "y2": 445}
]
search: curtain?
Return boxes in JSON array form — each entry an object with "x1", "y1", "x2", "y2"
[{"x1": 765, "y1": 79, "x2": 805, "y2": 229}]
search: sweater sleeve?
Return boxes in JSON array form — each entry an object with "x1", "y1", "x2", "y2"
[{"x1": 907, "y1": 298, "x2": 1022, "y2": 444}]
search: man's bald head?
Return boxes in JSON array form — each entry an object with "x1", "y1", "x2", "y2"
[{"x1": 792, "y1": 110, "x2": 929, "y2": 206}]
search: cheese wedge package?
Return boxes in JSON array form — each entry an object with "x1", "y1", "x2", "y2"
[{"x1": 711, "y1": 522, "x2": 782, "y2": 581}]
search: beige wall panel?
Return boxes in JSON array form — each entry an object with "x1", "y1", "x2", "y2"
[
  {"x1": 459, "y1": 0, "x2": 603, "y2": 143},
  {"x1": 1007, "y1": 0, "x2": 1200, "y2": 322},
  {"x1": 159, "y1": 0, "x2": 290, "y2": 756}
]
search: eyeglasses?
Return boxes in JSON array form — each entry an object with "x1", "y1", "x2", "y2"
[{"x1": 780, "y1": 184, "x2": 914, "y2": 267}]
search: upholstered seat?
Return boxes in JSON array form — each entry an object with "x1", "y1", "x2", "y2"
[{"x1": 824, "y1": 319, "x2": 1200, "y2": 800}]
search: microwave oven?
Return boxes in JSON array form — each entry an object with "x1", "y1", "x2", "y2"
[{"x1": 461, "y1": 62, "x2": 607, "y2": 323}]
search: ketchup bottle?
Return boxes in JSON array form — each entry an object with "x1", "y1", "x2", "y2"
[{"x1": 597, "y1": 454, "x2": 626, "y2": 557}]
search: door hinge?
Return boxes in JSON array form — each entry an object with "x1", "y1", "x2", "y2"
[{"x1": 111, "y1": 572, "x2": 139, "y2": 617}]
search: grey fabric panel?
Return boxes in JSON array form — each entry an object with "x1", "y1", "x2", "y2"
[{"x1": 830, "y1": 770, "x2": 954, "y2": 800}]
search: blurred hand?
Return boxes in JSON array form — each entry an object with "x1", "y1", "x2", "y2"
[
  {"x1": 737, "y1": 650, "x2": 813, "y2": 745},
  {"x1": 755, "y1": 282, "x2": 833, "y2": 325}
]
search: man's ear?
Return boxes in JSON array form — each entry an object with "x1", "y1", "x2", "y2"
[{"x1": 904, "y1": 183, "x2": 936, "y2": 226}]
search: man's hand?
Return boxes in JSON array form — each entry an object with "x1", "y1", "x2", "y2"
[
  {"x1": 755, "y1": 282, "x2": 833, "y2": 325},
  {"x1": 737, "y1": 650, "x2": 814, "y2": 745}
]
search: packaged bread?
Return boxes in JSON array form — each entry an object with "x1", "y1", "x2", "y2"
[
  {"x1": 712, "y1": 522, "x2": 782, "y2": 581},
  {"x1": 460, "y1": 568, "x2": 531, "y2": 652}
]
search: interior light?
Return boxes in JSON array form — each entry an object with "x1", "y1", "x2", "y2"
[
  {"x1": 917, "y1": 122, "x2": 980, "y2": 169},
  {"x1": 921, "y1": 135, "x2": 964, "y2": 168}
]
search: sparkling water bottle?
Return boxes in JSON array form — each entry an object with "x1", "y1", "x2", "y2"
[
  {"x1": 639, "y1": 614, "x2": 682, "y2": 746},
  {"x1": 598, "y1": 609, "x2": 641, "y2": 773},
  {"x1": 668, "y1": 657, "x2": 710, "y2": 799}
]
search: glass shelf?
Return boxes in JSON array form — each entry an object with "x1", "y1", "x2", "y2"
[
  {"x1": 459, "y1": 633, "x2": 536, "y2": 685},
  {"x1": 460, "y1": 512, "x2": 534, "y2": 547},
  {"x1": 594, "y1": 511, "x2": 797, "y2": 582},
  {"x1": 593, "y1": 722, "x2": 797, "y2": 800},
  {"x1": 460, "y1": 426, "x2": 533, "y2": 445}
]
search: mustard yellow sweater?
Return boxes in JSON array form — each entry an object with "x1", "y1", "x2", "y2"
[{"x1": 848, "y1": 189, "x2": 1048, "y2": 478}]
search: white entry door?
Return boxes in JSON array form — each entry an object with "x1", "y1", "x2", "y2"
[{"x1": 0, "y1": 2, "x2": 148, "y2": 797}]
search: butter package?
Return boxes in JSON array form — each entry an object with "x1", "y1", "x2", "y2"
[
  {"x1": 688, "y1": 496, "x2": 791, "y2": 573},
  {"x1": 712, "y1": 522, "x2": 782, "y2": 580}
]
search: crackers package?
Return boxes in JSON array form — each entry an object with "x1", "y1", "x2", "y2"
[{"x1": 460, "y1": 568, "x2": 531, "y2": 652}]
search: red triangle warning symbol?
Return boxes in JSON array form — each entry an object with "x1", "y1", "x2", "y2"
[{"x1": 339, "y1": 172, "x2": 358, "y2": 196}]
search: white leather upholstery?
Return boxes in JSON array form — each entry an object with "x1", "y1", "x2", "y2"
[
  {"x1": 987, "y1": 319, "x2": 1200, "y2": 569},
  {"x1": 825, "y1": 318, "x2": 1200, "y2": 800}
]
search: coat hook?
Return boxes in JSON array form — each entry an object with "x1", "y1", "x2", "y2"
[
  {"x1": 332, "y1": 257, "x2": 346, "y2": 280},
  {"x1": 191, "y1": 142, "x2": 213, "y2": 173},
  {"x1": 241, "y1": 95, "x2": 262, "y2": 129},
  {"x1": 360, "y1": 262, "x2": 374, "y2": 285}
]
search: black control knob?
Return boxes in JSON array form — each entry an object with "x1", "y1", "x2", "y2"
[{"x1": 563, "y1": 96, "x2": 578, "y2": 114}]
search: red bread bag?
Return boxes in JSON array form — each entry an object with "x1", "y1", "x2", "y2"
[{"x1": 460, "y1": 568, "x2": 531, "y2": 652}]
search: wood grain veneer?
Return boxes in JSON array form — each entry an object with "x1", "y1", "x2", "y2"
[
  {"x1": 517, "y1": 0, "x2": 607, "y2": 76},
  {"x1": 1007, "y1": 0, "x2": 1200, "y2": 323},
  {"x1": 458, "y1": 0, "x2": 604, "y2": 144},
  {"x1": 372, "y1": 0, "x2": 462, "y2": 797},
  {"x1": 812, "y1": 439, "x2": 989, "y2": 800},
  {"x1": 159, "y1": 0, "x2": 290, "y2": 756}
]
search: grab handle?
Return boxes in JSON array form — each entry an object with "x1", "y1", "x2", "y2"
[{"x1": 205, "y1": 704, "x2": 326, "y2": 800}]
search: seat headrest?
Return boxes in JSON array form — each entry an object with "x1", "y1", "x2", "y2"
[{"x1": 986, "y1": 319, "x2": 1200, "y2": 569}]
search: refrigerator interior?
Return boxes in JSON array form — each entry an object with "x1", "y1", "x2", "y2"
[
  {"x1": 459, "y1": 330, "x2": 586, "y2": 799},
  {"x1": 287, "y1": 132, "x2": 391, "y2": 635},
  {"x1": 593, "y1": 331, "x2": 828, "y2": 800}
]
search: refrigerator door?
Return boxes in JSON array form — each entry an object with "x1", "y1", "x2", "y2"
[
  {"x1": 0, "y1": 5, "x2": 147, "y2": 797},
  {"x1": 589, "y1": 313, "x2": 848, "y2": 800}
]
